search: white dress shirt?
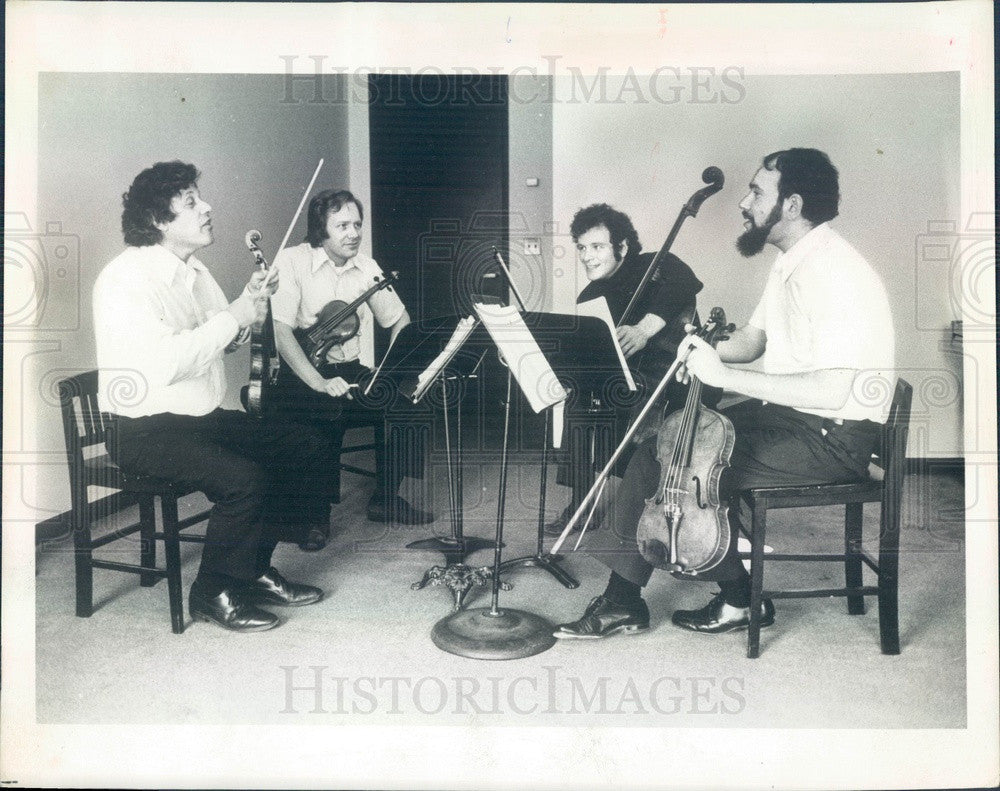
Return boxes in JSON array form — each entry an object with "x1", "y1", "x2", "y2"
[
  {"x1": 93, "y1": 244, "x2": 239, "y2": 417},
  {"x1": 747, "y1": 223, "x2": 896, "y2": 423},
  {"x1": 271, "y1": 243, "x2": 404, "y2": 366}
]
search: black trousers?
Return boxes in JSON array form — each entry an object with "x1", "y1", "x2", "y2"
[
  {"x1": 273, "y1": 359, "x2": 426, "y2": 497},
  {"x1": 106, "y1": 409, "x2": 336, "y2": 586},
  {"x1": 556, "y1": 375, "x2": 715, "y2": 509},
  {"x1": 586, "y1": 399, "x2": 880, "y2": 588}
]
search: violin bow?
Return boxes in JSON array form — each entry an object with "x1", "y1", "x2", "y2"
[
  {"x1": 547, "y1": 325, "x2": 707, "y2": 556},
  {"x1": 259, "y1": 158, "x2": 325, "y2": 289}
]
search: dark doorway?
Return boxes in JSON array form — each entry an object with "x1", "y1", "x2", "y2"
[
  {"x1": 368, "y1": 73, "x2": 509, "y2": 325},
  {"x1": 369, "y1": 74, "x2": 527, "y2": 451}
]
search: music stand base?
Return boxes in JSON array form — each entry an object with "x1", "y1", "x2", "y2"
[
  {"x1": 431, "y1": 607, "x2": 556, "y2": 660},
  {"x1": 406, "y1": 536, "x2": 497, "y2": 565},
  {"x1": 499, "y1": 554, "x2": 579, "y2": 589}
]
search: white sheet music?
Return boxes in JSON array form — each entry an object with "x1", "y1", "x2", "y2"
[
  {"x1": 411, "y1": 316, "x2": 479, "y2": 403},
  {"x1": 473, "y1": 303, "x2": 568, "y2": 413},
  {"x1": 574, "y1": 296, "x2": 637, "y2": 391}
]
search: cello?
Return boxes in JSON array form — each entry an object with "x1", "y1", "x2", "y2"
[
  {"x1": 636, "y1": 307, "x2": 736, "y2": 574},
  {"x1": 618, "y1": 166, "x2": 724, "y2": 381}
]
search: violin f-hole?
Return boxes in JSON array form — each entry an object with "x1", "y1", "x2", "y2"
[{"x1": 692, "y1": 475, "x2": 708, "y2": 509}]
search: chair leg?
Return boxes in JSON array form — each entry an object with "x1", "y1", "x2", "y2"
[
  {"x1": 160, "y1": 495, "x2": 185, "y2": 634},
  {"x1": 71, "y1": 494, "x2": 94, "y2": 618},
  {"x1": 747, "y1": 501, "x2": 768, "y2": 659},
  {"x1": 877, "y1": 512, "x2": 901, "y2": 655},
  {"x1": 845, "y1": 502, "x2": 865, "y2": 615},
  {"x1": 139, "y1": 495, "x2": 157, "y2": 587}
]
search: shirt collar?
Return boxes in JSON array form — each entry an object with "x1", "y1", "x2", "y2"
[
  {"x1": 773, "y1": 222, "x2": 833, "y2": 281},
  {"x1": 310, "y1": 244, "x2": 361, "y2": 275},
  {"x1": 147, "y1": 244, "x2": 207, "y2": 286}
]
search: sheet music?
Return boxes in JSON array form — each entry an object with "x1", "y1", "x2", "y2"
[
  {"x1": 410, "y1": 315, "x2": 479, "y2": 403},
  {"x1": 574, "y1": 296, "x2": 637, "y2": 391},
  {"x1": 473, "y1": 303, "x2": 569, "y2": 413}
]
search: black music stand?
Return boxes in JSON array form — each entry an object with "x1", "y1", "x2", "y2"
[
  {"x1": 430, "y1": 304, "x2": 567, "y2": 659},
  {"x1": 368, "y1": 316, "x2": 496, "y2": 565},
  {"x1": 496, "y1": 310, "x2": 636, "y2": 587}
]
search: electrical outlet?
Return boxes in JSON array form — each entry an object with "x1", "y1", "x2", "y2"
[{"x1": 523, "y1": 238, "x2": 541, "y2": 256}]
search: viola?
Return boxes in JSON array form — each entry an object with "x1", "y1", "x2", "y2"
[
  {"x1": 636, "y1": 307, "x2": 735, "y2": 574},
  {"x1": 294, "y1": 271, "x2": 400, "y2": 368},
  {"x1": 244, "y1": 230, "x2": 281, "y2": 419}
]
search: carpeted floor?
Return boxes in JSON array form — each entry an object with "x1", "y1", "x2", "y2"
[{"x1": 34, "y1": 444, "x2": 966, "y2": 729}]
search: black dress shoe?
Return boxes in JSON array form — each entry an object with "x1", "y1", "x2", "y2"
[
  {"x1": 244, "y1": 567, "x2": 323, "y2": 607},
  {"x1": 298, "y1": 525, "x2": 329, "y2": 552},
  {"x1": 671, "y1": 592, "x2": 775, "y2": 634},
  {"x1": 189, "y1": 588, "x2": 280, "y2": 632},
  {"x1": 553, "y1": 595, "x2": 650, "y2": 639},
  {"x1": 366, "y1": 495, "x2": 434, "y2": 525}
]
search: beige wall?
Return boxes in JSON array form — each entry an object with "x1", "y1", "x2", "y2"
[
  {"x1": 33, "y1": 72, "x2": 351, "y2": 516},
  {"x1": 31, "y1": 70, "x2": 961, "y2": 518},
  {"x1": 550, "y1": 72, "x2": 962, "y2": 457}
]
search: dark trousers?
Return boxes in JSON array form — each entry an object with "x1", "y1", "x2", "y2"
[
  {"x1": 106, "y1": 409, "x2": 336, "y2": 587},
  {"x1": 586, "y1": 399, "x2": 880, "y2": 588},
  {"x1": 273, "y1": 359, "x2": 426, "y2": 498},
  {"x1": 556, "y1": 375, "x2": 698, "y2": 509}
]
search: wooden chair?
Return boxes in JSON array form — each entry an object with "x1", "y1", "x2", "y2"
[
  {"x1": 328, "y1": 413, "x2": 384, "y2": 504},
  {"x1": 738, "y1": 378, "x2": 913, "y2": 658},
  {"x1": 58, "y1": 371, "x2": 210, "y2": 634}
]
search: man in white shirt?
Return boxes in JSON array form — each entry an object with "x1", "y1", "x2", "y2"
[
  {"x1": 270, "y1": 189, "x2": 432, "y2": 551},
  {"x1": 94, "y1": 161, "x2": 333, "y2": 633},
  {"x1": 554, "y1": 148, "x2": 896, "y2": 639}
]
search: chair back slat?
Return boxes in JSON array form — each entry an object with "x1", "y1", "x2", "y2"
[
  {"x1": 880, "y1": 378, "x2": 913, "y2": 517},
  {"x1": 59, "y1": 370, "x2": 111, "y2": 452}
]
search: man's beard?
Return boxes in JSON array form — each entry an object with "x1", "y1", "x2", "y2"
[{"x1": 736, "y1": 202, "x2": 782, "y2": 257}]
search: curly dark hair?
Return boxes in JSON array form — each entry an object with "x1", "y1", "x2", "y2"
[
  {"x1": 569, "y1": 203, "x2": 642, "y2": 259},
  {"x1": 121, "y1": 161, "x2": 201, "y2": 247},
  {"x1": 305, "y1": 189, "x2": 364, "y2": 247},
  {"x1": 762, "y1": 148, "x2": 840, "y2": 225}
]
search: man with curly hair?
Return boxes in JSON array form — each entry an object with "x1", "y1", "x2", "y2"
[
  {"x1": 93, "y1": 161, "x2": 334, "y2": 633},
  {"x1": 544, "y1": 202, "x2": 708, "y2": 537}
]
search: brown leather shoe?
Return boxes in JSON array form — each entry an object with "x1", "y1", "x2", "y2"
[
  {"x1": 671, "y1": 592, "x2": 775, "y2": 634},
  {"x1": 553, "y1": 595, "x2": 650, "y2": 639},
  {"x1": 189, "y1": 588, "x2": 280, "y2": 632},
  {"x1": 244, "y1": 567, "x2": 323, "y2": 607}
]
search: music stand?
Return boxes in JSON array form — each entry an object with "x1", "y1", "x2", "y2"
[
  {"x1": 369, "y1": 316, "x2": 497, "y2": 565},
  {"x1": 497, "y1": 310, "x2": 636, "y2": 587},
  {"x1": 431, "y1": 304, "x2": 567, "y2": 659}
]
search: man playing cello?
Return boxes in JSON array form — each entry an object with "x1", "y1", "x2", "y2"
[
  {"x1": 554, "y1": 148, "x2": 895, "y2": 639},
  {"x1": 544, "y1": 203, "x2": 708, "y2": 537}
]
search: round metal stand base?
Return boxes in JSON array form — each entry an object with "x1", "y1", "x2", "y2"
[{"x1": 431, "y1": 607, "x2": 556, "y2": 660}]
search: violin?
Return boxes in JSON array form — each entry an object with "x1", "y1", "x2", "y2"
[
  {"x1": 244, "y1": 230, "x2": 281, "y2": 419},
  {"x1": 294, "y1": 271, "x2": 400, "y2": 368},
  {"x1": 635, "y1": 307, "x2": 735, "y2": 575}
]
